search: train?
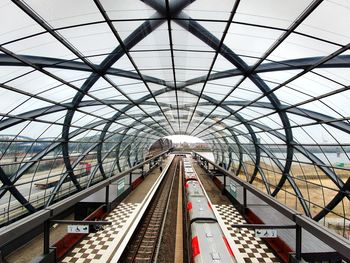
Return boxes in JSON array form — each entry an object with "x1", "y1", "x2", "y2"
[
  {"x1": 34, "y1": 162, "x2": 91, "y2": 189},
  {"x1": 183, "y1": 157, "x2": 236, "y2": 263}
]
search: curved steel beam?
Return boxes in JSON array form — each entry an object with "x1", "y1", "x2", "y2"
[
  {"x1": 0, "y1": 94, "x2": 348, "y2": 220},
  {"x1": 226, "y1": 128, "x2": 244, "y2": 176},
  {"x1": 212, "y1": 136, "x2": 227, "y2": 166},
  {"x1": 256, "y1": 142, "x2": 312, "y2": 216},
  {"x1": 184, "y1": 56, "x2": 350, "y2": 87},
  {"x1": 97, "y1": 104, "x2": 147, "y2": 179},
  {"x1": 181, "y1": 88, "x2": 264, "y2": 188},
  {"x1": 0, "y1": 54, "x2": 167, "y2": 86},
  {"x1": 48, "y1": 127, "x2": 158, "y2": 205},
  {"x1": 202, "y1": 118, "x2": 349, "y2": 202},
  {"x1": 0, "y1": 168, "x2": 36, "y2": 213},
  {"x1": 3, "y1": 96, "x2": 350, "y2": 138},
  {"x1": 127, "y1": 141, "x2": 143, "y2": 168},
  {"x1": 313, "y1": 177, "x2": 350, "y2": 221},
  {"x1": 222, "y1": 100, "x2": 350, "y2": 134},
  {"x1": 1, "y1": 91, "x2": 348, "y2": 190},
  {"x1": 87, "y1": 127, "x2": 159, "y2": 187},
  {"x1": 173, "y1": 11, "x2": 295, "y2": 196},
  {"x1": 203, "y1": 123, "x2": 272, "y2": 194},
  {"x1": 115, "y1": 129, "x2": 131, "y2": 173},
  {"x1": 181, "y1": 88, "x2": 348, "y2": 205},
  {"x1": 219, "y1": 135, "x2": 231, "y2": 168},
  {"x1": 1, "y1": 53, "x2": 350, "y2": 90},
  {"x1": 46, "y1": 124, "x2": 155, "y2": 205},
  {"x1": 45, "y1": 142, "x2": 98, "y2": 206},
  {"x1": 0, "y1": 116, "x2": 158, "y2": 200},
  {"x1": 53, "y1": 2, "x2": 182, "y2": 195},
  {"x1": 135, "y1": 112, "x2": 304, "y2": 216},
  {"x1": 201, "y1": 126, "x2": 311, "y2": 216}
]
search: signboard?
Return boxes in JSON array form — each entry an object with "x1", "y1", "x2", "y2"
[
  {"x1": 255, "y1": 229, "x2": 278, "y2": 238},
  {"x1": 117, "y1": 178, "x2": 125, "y2": 196},
  {"x1": 229, "y1": 181, "x2": 237, "y2": 198},
  {"x1": 67, "y1": 225, "x2": 89, "y2": 234}
]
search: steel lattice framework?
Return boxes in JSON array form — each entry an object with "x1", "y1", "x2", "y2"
[{"x1": 0, "y1": 0, "x2": 349, "y2": 236}]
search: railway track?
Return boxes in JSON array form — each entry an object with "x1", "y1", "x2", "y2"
[{"x1": 120, "y1": 157, "x2": 179, "y2": 263}]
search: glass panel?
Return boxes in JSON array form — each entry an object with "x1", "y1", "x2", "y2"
[
  {"x1": 103, "y1": 0, "x2": 155, "y2": 20},
  {"x1": 298, "y1": 0, "x2": 350, "y2": 45},
  {"x1": 183, "y1": 0, "x2": 233, "y2": 20},
  {"x1": 235, "y1": 0, "x2": 313, "y2": 28},
  {"x1": 224, "y1": 24, "x2": 283, "y2": 64},
  {"x1": 0, "y1": 1, "x2": 42, "y2": 45},
  {"x1": 4, "y1": 32, "x2": 75, "y2": 59},
  {"x1": 267, "y1": 33, "x2": 339, "y2": 61},
  {"x1": 57, "y1": 23, "x2": 116, "y2": 64}
]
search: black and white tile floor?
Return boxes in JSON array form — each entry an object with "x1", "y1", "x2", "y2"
[
  {"x1": 61, "y1": 202, "x2": 140, "y2": 263},
  {"x1": 214, "y1": 204, "x2": 280, "y2": 263},
  {"x1": 61, "y1": 203, "x2": 280, "y2": 262}
]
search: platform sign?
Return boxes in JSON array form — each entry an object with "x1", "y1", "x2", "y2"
[
  {"x1": 255, "y1": 229, "x2": 278, "y2": 238},
  {"x1": 229, "y1": 181, "x2": 237, "y2": 198},
  {"x1": 117, "y1": 178, "x2": 125, "y2": 195},
  {"x1": 67, "y1": 225, "x2": 89, "y2": 234}
]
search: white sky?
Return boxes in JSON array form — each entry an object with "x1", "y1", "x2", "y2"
[{"x1": 165, "y1": 135, "x2": 205, "y2": 143}]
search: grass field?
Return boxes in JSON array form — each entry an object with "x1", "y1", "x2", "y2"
[{"x1": 231, "y1": 161, "x2": 350, "y2": 238}]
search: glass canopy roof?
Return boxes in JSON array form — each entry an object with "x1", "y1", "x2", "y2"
[{"x1": 0, "y1": 0, "x2": 349, "y2": 237}]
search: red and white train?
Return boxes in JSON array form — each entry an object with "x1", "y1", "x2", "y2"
[{"x1": 183, "y1": 158, "x2": 237, "y2": 263}]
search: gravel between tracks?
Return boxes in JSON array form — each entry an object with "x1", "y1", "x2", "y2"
[
  {"x1": 120, "y1": 156, "x2": 180, "y2": 262},
  {"x1": 157, "y1": 157, "x2": 180, "y2": 263}
]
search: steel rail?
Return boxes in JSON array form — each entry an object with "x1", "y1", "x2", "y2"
[{"x1": 153, "y1": 158, "x2": 178, "y2": 262}]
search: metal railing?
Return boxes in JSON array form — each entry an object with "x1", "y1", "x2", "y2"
[
  {"x1": 192, "y1": 151, "x2": 350, "y2": 261},
  {"x1": 0, "y1": 150, "x2": 170, "y2": 252}
]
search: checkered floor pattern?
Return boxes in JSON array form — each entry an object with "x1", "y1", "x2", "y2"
[
  {"x1": 61, "y1": 202, "x2": 140, "y2": 263},
  {"x1": 214, "y1": 204, "x2": 280, "y2": 263}
]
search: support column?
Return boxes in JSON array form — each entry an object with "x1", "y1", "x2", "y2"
[
  {"x1": 129, "y1": 172, "x2": 132, "y2": 189},
  {"x1": 296, "y1": 224, "x2": 302, "y2": 260},
  {"x1": 243, "y1": 187, "x2": 247, "y2": 216},
  {"x1": 43, "y1": 220, "x2": 50, "y2": 255},
  {"x1": 105, "y1": 185, "x2": 110, "y2": 213},
  {"x1": 222, "y1": 172, "x2": 226, "y2": 194}
]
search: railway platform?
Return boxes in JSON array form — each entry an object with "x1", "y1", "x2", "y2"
[
  {"x1": 56, "y1": 155, "x2": 283, "y2": 263},
  {"x1": 60, "y1": 155, "x2": 174, "y2": 262},
  {"x1": 52, "y1": 155, "x2": 275, "y2": 262},
  {"x1": 193, "y1": 152, "x2": 349, "y2": 263},
  {"x1": 5, "y1": 154, "x2": 347, "y2": 263},
  {"x1": 4, "y1": 154, "x2": 173, "y2": 263}
]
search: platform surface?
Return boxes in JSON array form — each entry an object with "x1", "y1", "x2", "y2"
[
  {"x1": 225, "y1": 177, "x2": 337, "y2": 254},
  {"x1": 60, "y1": 156, "x2": 173, "y2": 262},
  {"x1": 215, "y1": 204, "x2": 280, "y2": 263},
  {"x1": 201, "y1": 165, "x2": 338, "y2": 257},
  {"x1": 61, "y1": 202, "x2": 140, "y2": 262}
]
